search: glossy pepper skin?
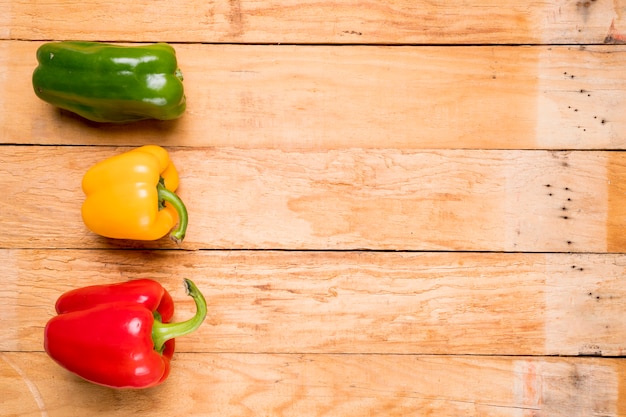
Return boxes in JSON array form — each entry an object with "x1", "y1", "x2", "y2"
[
  {"x1": 81, "y1": 145, "x2": 188, "y2": 242},
  {"x1": 44, "y1": 278, "x2": 207, "y2": 389},
  {"x1": 32, "y1": 41, "x2": 186, "y2": 123}
]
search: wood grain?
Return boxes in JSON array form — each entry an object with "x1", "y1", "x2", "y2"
[
  {"x1": 2, "y1": 0, "x2": 625, "y2": 45},
  {"x1": 608, "y1": 154, "x2": 626, "y2": 252},
  {"x1": 2, "y1": 249, "x2": 625, "y2": 356},
  {"x1": 2, "y1": 0, "x2": 626, "y2": 414},
  {"x1": 1, "y1": 352, "x2": 624, "y2": 417},
  {"x1": 1, "y1": 146, "x2": 622, "y2": 252},
  {"x1": 3, "y1": 41, "x2": 626, "y2": 150}
]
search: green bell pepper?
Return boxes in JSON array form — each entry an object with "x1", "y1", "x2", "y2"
[{"x1": 32, "y1": 41, "x2": 186, "y2": 123}]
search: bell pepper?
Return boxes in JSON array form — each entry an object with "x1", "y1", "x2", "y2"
[
  {"x1": 81, "y1": 145, "x2": 188, "y2": 242},
  {"x1": 32, "y1": 41, "x2": 186, "y2": 123},
  {"x1": 44, "y1": 278, "x2": 207, "y2": 389}
]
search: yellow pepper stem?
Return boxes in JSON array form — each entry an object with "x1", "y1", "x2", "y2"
[{"x1": 157, "y1": 183, "x2": 188, "y2": 244}]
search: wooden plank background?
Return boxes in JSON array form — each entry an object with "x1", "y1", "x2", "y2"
[
  {"x1": 2, "y1": 0, "x2": 626, "y2": 45},
  {"x1": 2, "y1": 147, "x2": 625, "y2": 252},
  {"x1": 3, "y1": 42, "x2": 626, "y2": 150},
  {"x1": 3, "y1": 250, "x2": 626, "y2": 356},
  {"x1": 1, "y1": 1, "x2": 625, "y2": 416}
]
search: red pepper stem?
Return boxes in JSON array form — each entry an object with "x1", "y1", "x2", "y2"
[
  {"x1": 152, "y1": 279, "x2": 207, "y2": 354},
  {"x1": 157, "y1": 182, "x2": 188, "y2": 244}
]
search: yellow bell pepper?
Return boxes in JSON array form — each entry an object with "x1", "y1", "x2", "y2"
[{"x1": 81, "y1": 145, "x2": 188, "y2": 242}]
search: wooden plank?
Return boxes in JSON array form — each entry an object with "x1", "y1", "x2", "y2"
[
  {"x1": 1, "y1": 146, "x2": 623, "y2": 252},
  {"x1": 608, "y1": 154, "x2": 626, "y2": 252},
  {"x1": 3, "y1": 41, "x2": 626, "y2": 150},
  {"x1": 3, "y1": 2, "x2": 625, "y2": 416},
  {"x1": 0, "y1": 1, "x2": 9, "y2": 40},
  {"x1": 2, "y1": 0, "x2": 625, "y2": 45},
  {"x1": 1, "y1": 352, "x2": 624, "y2": 416},
  {"x1": 2, "y1": 249, "x2": 625, "y2": 356}
]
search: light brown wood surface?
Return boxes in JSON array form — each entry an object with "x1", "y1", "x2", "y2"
[
  {"x1": 1, "y1": 1, "x2": 625, "y2": 416},
  {"x1": 2, "y1": 353, "x2": 625, "y2": 417},
  {"x1": 3, "y1": 250, "x2": 626, "y2": 356},
  {"x1": 2, "y1": 147, "x2": 625, "y2": 252},
  {"x1": 3, "y1": 0, "x2": 626, "y2": 44},
  {"x1": 3, "y1": 41, "x2": 626, "y2": 149}
]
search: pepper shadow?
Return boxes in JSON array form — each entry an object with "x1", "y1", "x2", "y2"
[{"x1": 50, "y1": 108, "x2": 185, "y2": 146}]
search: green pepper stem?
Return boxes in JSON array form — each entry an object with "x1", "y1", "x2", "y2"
[
  {"x1": 152, "y1": 279, "x2": 207, "y2": 354},
  {"x1": 157, "y1": 183, "x2": 188, "y2": 244}
]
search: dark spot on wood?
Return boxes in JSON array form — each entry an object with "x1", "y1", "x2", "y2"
[
  {"x1": 571, "y1": 374, "x2": 582, "y2": 387},
  {"x1": 228, "y1": 0, "x2": 245, "y2": 37},
  {"x1": 569, "y1": 368, "x2": 586, "y2": 389},
  {"x1": 579, "y1": 343, "x2": 602, "y2": 356}
]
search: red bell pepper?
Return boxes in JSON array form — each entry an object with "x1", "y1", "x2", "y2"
[{"x1": 44, "y1": 278, "x2": 206, "y2": 389}]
